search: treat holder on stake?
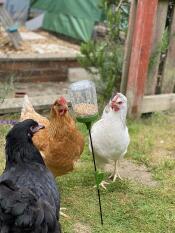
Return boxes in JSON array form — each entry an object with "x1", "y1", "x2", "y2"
[{"x1": 68, "y1": 80, "x2": 104, "y2": 225}]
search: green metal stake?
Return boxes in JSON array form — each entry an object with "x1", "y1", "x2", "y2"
[
  {"x1": 76, "y1": 114, "x2": 104, "y2": 225},
  {"x1": 85, "y1": 122, "x2": 104, "y2": 225}
]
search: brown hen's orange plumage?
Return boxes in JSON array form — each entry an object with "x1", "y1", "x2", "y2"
[{"x1": 20, "y1": 95, "x2": 84, "y2": 176}]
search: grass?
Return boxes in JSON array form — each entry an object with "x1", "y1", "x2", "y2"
[{"x1": 0, "y1": 112, "x2": 175, "y2": 233}]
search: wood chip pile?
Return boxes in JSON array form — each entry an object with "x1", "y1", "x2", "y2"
[{"x1": 0, "y1": 26, "x2": 80, "y2": 56}]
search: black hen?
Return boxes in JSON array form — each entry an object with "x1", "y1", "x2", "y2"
[{"x1": 0, "y1": 119, "x2": 61, "y2": 233}]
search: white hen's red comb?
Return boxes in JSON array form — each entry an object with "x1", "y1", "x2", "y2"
[{"x1": 112, "y1": 94, "x2": 120, "y2": 102}]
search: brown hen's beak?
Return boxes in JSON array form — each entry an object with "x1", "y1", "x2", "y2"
[
  {"x1": 31, "y1": 124, "x2": 45, "y2": 133},
  {"x1": 58, "y1": 105, "x2": 68, "y2": 116}
]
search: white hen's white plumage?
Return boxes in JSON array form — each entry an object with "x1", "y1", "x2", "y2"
[{"x1": 90, "y1": 93, "x2": 130, "y2": 183}]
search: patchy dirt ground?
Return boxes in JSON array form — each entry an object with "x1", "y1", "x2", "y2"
[
  {"x1": 105, "y1": 160, "x2": 158, "y2": 187},
  {"x1": 74, "y1": 222, "x2": 92, "y2": 233}
]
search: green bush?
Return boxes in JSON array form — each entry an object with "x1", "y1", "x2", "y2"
[
  {"x1": 0, "y1": 77, "x2": 14, "y2": 103},
  {"x1": 78, "y1": 0, "x2": 129, "y2": 110}
]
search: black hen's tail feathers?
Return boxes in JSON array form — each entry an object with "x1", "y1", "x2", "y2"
[{"x1": 0, "y1": 180, "x2": 61, "y2": 233}]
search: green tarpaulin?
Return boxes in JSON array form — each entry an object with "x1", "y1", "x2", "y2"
[{"x1": 31, "y1": 0, "x2": 103, "y2": 41}]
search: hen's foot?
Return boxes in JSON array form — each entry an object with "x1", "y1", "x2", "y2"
[
  {"x1": 109, "y1": 160, "x2": 123, "y2": 182},
  {"x1": 60, "y1": 207, "x2": 70, "y2": 218},
  {"x1": 93, "y1": 180, "x2": 109, "y2": 190},
  {"x1": 108, "y1": 173, "x2": 123, "y2": 182},
  {"x1": 100, "y1": 180, "x2": 110, "y2": 190}
]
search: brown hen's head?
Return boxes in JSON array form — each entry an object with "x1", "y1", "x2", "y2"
[{"x1": 52, "y1": 96, "x2": 68, "y2": 117}]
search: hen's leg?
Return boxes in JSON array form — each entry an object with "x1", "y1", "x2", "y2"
[
  {"x1": 115, "y1": 160, "x2": 123, "y2": 180},
  {"x1": 98, "y1": 160, "x2": 123, "y2": 189},
  {"x1": 109, "y1": 160, "x2": 123, "y2": 181}
]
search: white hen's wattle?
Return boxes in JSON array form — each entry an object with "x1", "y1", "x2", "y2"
[{"x1": 90, "y1": 93, "x2": 130, "y2": 184}]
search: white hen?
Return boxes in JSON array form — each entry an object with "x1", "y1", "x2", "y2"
[{"x1": 90, "y1": 93, "x2": 130, "y2": 187}]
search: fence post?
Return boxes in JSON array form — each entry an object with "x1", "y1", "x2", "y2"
[
  {"x1": 125, "y1": 0, "x2": 158, "y2": 118},
  {"x1": 145, "y1": 1, "x2": 169, "y2": 95},
  {"x1": 161, "y1": 5, "x2": 175, "y2": 93},
  {"x1": 120, "y1": 0, "x2": 137, "y2": 94}
]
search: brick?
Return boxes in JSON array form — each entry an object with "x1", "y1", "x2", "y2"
[
  {"x1": 0, "y1": 58, "x2": 80, "y2": 82},
  {"x1": 16, "y1": 75, "x2": 66, "y2": 83}
]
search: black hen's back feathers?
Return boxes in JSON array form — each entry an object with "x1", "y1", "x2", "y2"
[
  {"x1": 0, "y1": 120, "x2": 61, "y2": 233},
  {"x1": 0, "y1": 180, "x2": 59, "y2": 233}
]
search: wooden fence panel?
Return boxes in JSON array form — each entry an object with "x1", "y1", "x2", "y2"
[
  {"x1": 145, "y1": 0, "x2": 168, "y2": 95},
  {"x1": 121, "y1": 0, "x2": 175, "y2": 117},
  {"x1": 120, "y1": 0, "x2": 137, "y2": 94},
  {"x1": 161, "y1": 5, "x2": 175, "y2": 93},
  {"x1": 125, "y1": 0, "x2": 158, "y2": 118},
  {"x1": 141, "y1": 93, "x2": 175, "y2": 113}
]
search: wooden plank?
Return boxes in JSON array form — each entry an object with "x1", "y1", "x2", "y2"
[
  {"x1": 0, "y1": 94, "x2": 69, "y2": 114},
  {"x1": 120, "y1": 0, "x2": 137, "y2": 94},
  {"x1": 126, "y1": 0, "x2": 158, "y2": 118},
  {"x1": 141, "y1": 93, "x2": 175, "y2": 113},
  {"x1": 0, "y1": 53, "x2": 78, "y2": 61},
  {"x1": 1, "y1": 93, "x2": 174, "y2": 115},
  {"x1": 161, "y1": 5, "x2": 175, "y2": 93},
  {"x1": 145, "y1": 0, "x2": 168, "y2": 95}
]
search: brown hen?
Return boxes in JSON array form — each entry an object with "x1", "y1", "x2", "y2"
[{"x1": 20, "y1": 95, "x2": 84, "y2": 177}]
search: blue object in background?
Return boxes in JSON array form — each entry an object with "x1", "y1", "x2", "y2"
[{"x1": 4, "y1": 0, "x2": 30, "y2": 24}]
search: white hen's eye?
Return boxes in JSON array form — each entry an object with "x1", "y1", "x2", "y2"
[{"x1": 118, "y1": 101, "x2": 123, "y2": 105}]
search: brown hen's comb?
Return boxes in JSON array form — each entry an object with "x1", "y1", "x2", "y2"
[{"x1": 57, "y1": 96, "x2": 67, "y2": 105}]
